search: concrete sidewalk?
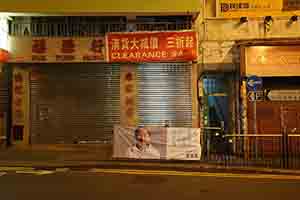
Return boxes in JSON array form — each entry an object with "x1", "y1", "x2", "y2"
[{"x1": 1, "y1": 147, "x2": 300, "y2": 176}]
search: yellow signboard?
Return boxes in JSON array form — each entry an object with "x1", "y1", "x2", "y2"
[
  {"x1": 0, "y1": 0, "x2": 200, "y2": 14},
  {"x1": 245, "y1": 46, "x2": 300, "y2": 77},
  {"x1": 216, "y1": 0, "x2": 283, "y2": 18}
]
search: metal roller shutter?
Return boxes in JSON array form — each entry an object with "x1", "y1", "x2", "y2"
[
  {"x1": 137, "y1": 63, "x2": 192, "y2": 127},
  {"x1": 0, "y1": 73, "x2": 9, "y2": 113},
  {"x1": 30, "y1": 64, "x2": 120, "y2": 144},
  {"x1": 0, "y1": 71, "x2": 9, "y2": 142}
]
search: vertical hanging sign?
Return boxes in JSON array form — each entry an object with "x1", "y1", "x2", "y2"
[
  {"x1": 120, "y1": 66, "x2": 138, "y2": 126},
  {"x1": 12, "y1": 67, "x2": 29, "y2": 143},
  {"x1": 12, "y1": 68, "x2": 28, "y2": 126}
]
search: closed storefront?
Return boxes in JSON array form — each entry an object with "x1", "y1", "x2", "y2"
[
  {"x1": 8, "y1": 28, "x2": 198, "y2": 147},
  {"x1": 14, "y1": 62, "x2": 193, "y2": 145},
  {"x1": 107, "y1": 31, "x2": 198, "y2": 129},
  {"x1": 137, "y1": 63, "x2": 192, "y2": 127},
  {"x1": 0, "y1": 70, "x2": 9, "y2": 146},
  {"x1": 29, "y1": 64, "x2": 120, "y2": 144}
]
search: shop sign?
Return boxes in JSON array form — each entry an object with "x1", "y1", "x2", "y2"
[
  {"x1": 216, "y1": 0, "x2": 283, "y2": 18},
  {"x1": 9, "y1": 37, "x2": 105, "y2": 63},
  {"x1": 245, "y1": 46, "x2": 300, "y2": 77},
  {"x1": 12, "y1": 68, "x2": 28, "y2": 125},
  {"x1": 106, "y1": 31, "x2": 197, "y2": 62},
  {"x1": 120, "y1": 66, "x2": 138, "y2": 126}
]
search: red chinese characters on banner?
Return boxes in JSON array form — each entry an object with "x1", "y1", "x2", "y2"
[
  {"x1": 32, "y1": 39, "x2": 47, "y2": 61},
  {"x1": 56, "y1": 39, "x2": 76, "y2": 61},
  {"x1": 124, "y1": 72, "x2": 135, "y2": 118},
  {"x1": 90, "y1": 39, "x2": 104, "y2": 53},
  {"x1": 83, "y1": 38, "x2": 105, "y2": 61},
  {"x1": 61, "y1": 39, "x2": 75, "y2": 54},
  {"x1": 107, "y1": 31, "x2": 197, "y2": 62},
  {"x1": 32, "y1": 39, "x2": 47, "y2": 54}
]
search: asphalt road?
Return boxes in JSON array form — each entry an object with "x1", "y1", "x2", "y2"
[{"x1": 0, "y1": 169, "x2": 300, "y2": 200}]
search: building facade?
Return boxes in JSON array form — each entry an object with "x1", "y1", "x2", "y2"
[
  {"x1": 1, "y1": 0, "x2": 300, "y2": 160},
  {"x1": 0, "y1": 1, "x2": 201, "y2": 158},
  {"x1": 200, "y1": 0, "x2": 300, "y2": 157}
]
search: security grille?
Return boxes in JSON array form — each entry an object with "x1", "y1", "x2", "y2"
[
  {"x1": 0, "y1": 73, "x2": 9, "y2": 112},
  {"x1": 9, "y1": 16, "x2": 192, "y2": 37},
  {"x1": 137, "y1": 63, "x2": 192, "y2": 127},
  {"x1": 30, "y1": 64, "x2": 120, "y2": 144}
]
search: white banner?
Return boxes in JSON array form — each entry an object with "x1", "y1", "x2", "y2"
[
  {"x1": 9, "y1": 36, "x2": 105, "y2": 63},
  {"x1": 113, "y1": 125, "x2": 201, "y2": 160}
]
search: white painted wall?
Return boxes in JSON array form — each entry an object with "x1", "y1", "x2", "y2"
[{"x1": 0, "y1": 17, "x2": 9, "y2": 50}]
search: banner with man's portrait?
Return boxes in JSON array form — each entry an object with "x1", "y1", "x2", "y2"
[{"x1": 113, "y1": 125, "x2": 201, "y2": 160}]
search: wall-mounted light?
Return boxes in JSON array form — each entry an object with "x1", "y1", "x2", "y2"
[
  {"x1": 264, "y1": 16, "x2": 273, "y2": 32},
  {"x1": 239, "y1": 17, "x2": 248, "y2": 24},
  {"x1": 287, "y1": 15, "x2": 298, "y2": 27},
  {"x1": 290, "y1": 15, "x2": 298, "y2": 22},
  {"x1": 264, "y1": 16, "x2": 273, "y2": 23}
]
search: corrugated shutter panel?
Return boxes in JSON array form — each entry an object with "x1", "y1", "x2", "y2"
[
  {"x1": 30, "y1": 64, "x2": 120, "y2": 144},
  {"x1": 137, "y1": 63, "x2": 192, "y2": 127},
  {"x1": 0, "y1": 73, "x2": 9, "y2": 112}
]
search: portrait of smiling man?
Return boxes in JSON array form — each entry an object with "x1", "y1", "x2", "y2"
[{"x1": 126, "y1": 127, "x2": 160, "y2": 159}]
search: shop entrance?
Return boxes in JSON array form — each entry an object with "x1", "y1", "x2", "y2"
[
  {"x1": 201, "y1": 73, "x2": 235, "y2": 134},
  {"x1": 201, "y1": 73, "x2": 235, "y2": 157},
  {"x1": 247, "y1": 74, "x2": 300, "y2": 167}
]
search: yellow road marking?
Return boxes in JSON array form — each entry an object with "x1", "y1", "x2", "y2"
[
  {"x1": 0, "y1": 167, "x2": 34, "y2": 171},
  {"x1": 55, "y1": 168, "x2": 70, "y2": 172},
  {"x1": 16, "y1": 170, "x2": 55, "y2": 175},
  {"x1": 0, "y1": 172, "x2": 6, "y2": 176},
  {"x1": 89, "y1": 168, "x2": 300, "y2": 180}
]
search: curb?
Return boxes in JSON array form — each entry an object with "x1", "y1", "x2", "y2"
[{"x1": 1, "y1": 161, "x2": 300, "y2": 176}]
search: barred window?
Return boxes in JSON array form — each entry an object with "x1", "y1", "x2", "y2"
[{"x1": 9, "y1": 16, "x2": 193, "y2": 37}]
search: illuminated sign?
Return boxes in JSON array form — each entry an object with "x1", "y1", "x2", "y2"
[
  {"x1": 216, "y1": 0, "x2": 283, "y2": 18},
  {"x1": 245, "y1": 46, "x2": 300, "y2": 77},
  {"x1": 106, "y1": 31, "x2": 198, "y2": 62}
]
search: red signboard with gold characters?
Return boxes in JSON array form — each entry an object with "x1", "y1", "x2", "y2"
[{"x1": 106, "y1": 31, "x2": 198, "y2": 62}]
